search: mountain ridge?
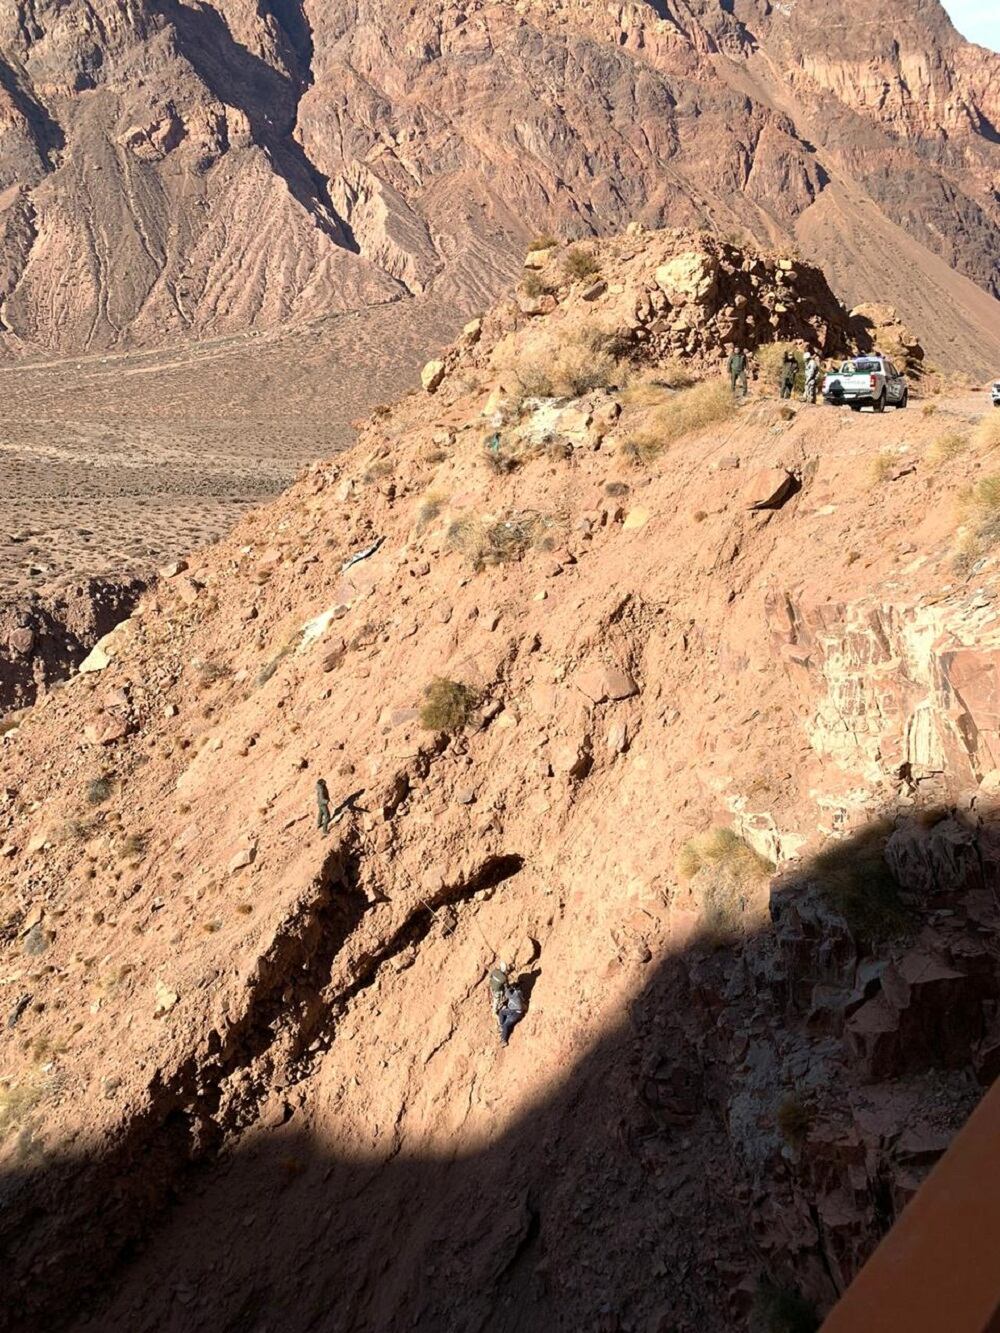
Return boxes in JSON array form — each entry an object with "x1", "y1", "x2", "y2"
[{"x1": 1, "y1": 0, "x2": 997, "y2": 372}]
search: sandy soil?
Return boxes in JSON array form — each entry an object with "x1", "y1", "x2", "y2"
[{"x1": 0, "y1": 295, "x2": 462, "y2": 598}]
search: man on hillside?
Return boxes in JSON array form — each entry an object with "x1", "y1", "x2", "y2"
[
  {"x1": 727, "y1": 347, "x2": 748, "y2": 400},
  {"x1": 779, "y1": 350, "x2": 797, "y2": 399},
  {"x1": 497, "y1": 982, "x2": 526, "y2": 1047},
  {"x1": 803, "y1": 352, "x2": 819, "y2": 404},
  {"x1": 316, "y1": 778, "x2": 332, "y2": 836},
  {"x1": 488, "y1": 961, "x2": 511, "y2": 1013}
]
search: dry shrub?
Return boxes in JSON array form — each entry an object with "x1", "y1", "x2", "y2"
[
  {"x1": 677, "y1": 828, "x2": 774, "y2": 947},
  {"x1": 869, "y1": 451, "x2": 896, "y2": 484},
  {"x1": 527, "y1": 235, "x2": 559, "y2": 253},
  {"x1": 508, "y1": 326, "x2": 620, "y2": 400},
  {"x1": 625, "y1": 379, "x2": 736, "y2": 463},
  {"x1": 417, "y1": 491, "x2": 448, "y2": 529},
  {"x1": 810, "y1": 823, "x2": 909, "y2": 941},
  {"x1": 85, "y1": 775, "x2": 113, "y2": 806},
  {"x1": 954, "y1": 473, "x2": 1000, "y2": 572},
  {"x1": 563, "y1": 246, "x2": 601, "y2": 281},
  {"x1": 620, "y1": 360, "x2": 697, "y2": 406},
  {"x1": 928, "y1": 430, "x2": 968, "y2": 466},
  {"x1": 551, "y1": 340, "x2": 617, "y2": 396},
  {"x1": 921, "y1": 402, "x2": 938, "y2": 417},
  {"x1": 120, "y1": 831, "x2": 148, "y2": 859},
  {"x1": 419, "y1": 678, "x2": 477, "y2": 732},
  {"x1": 0, "y1": 1076, "x2": 48, "y2": 1142},
  {"x1": 363, "y1": 458, "x2": 394, "y2": 483},
  {"x1": 448, "y1": 511, "x2": 553, "y2": 570},
  {"x1": 973, "y1": 412, "x2": 1000, "y2": 452},
  {"x1": 521, "y1": 270, "x2": 546, "y2": 299}
]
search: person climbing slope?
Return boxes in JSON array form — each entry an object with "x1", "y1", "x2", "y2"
[
  {"x1": 497, "y1": 982, "x2": 526, "y2": 1047},
  {"x1": 488, "y1": 961, "x2": 510, "y2": 1013},
  {"x1": 316, "y1": 778, "x2": 332, "y2": 836}
]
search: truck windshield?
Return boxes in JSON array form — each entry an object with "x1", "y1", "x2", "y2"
[{"x1": 843, "y1": 359, "x2": 881, "y2": 373}]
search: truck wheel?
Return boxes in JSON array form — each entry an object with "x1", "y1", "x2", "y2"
[
  {"x1": 849, "y1": 403, "x2": 861, "y2": 412},
  {"x1": 873, "y1": 391, "x2": 886, "y2": 414},
  {"x1": 897, "y1": 390, "x2": 908, "y2": 409}
]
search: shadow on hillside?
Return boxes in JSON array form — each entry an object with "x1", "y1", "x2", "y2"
[
  {"x1": 4, "y1": 806, "x2": 1000, "y2": 1332},
  {"x1": 148, "y1": 0, "x2": 353, "y2": 245}
]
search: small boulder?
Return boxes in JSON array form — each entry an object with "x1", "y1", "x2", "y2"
[
  {"x1": 421, "y1": 359, "x2": 446, "y2": 393},
  {"x1": 158, "y1": 559, "x2": 189, "y2": 580},
  {"x1": 154, "y1": 981, "x2": 180, "y2": 1017},
  {"x1": 228, "y1": 846, "x2": 256, "y2": 873},
  {"x1": 84, "y1": 712, "x2": 129, "y2": 746},
  {"x1": 575, "y1": 663, "x2": 639, "y2": 704},
  {"x1": 8, "y1": 628, "x2": 34, "y2": 656},
  {"x1": 78, "y1": 643, "x2": 112, "y2": 674},
  {"x1": 743, "y1": 468, "x2": 795, "y2": 510}
]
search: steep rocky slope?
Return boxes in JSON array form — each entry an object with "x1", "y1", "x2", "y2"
[
  {"x1": 1, "y1": 0, "x2": 998, "y2": 375},
  {"x1": 3, "y1": 230, "x2": 1000, "y2": 1330}
]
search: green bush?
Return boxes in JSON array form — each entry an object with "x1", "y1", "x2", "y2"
[
  {"x1": 86, "y1": 776, "x2": 113, "y2": 806},
  {"x1": 419, "y1": 678, "x2": 478, "y2": 732}
]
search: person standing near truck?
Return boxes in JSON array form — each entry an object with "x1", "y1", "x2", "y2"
[
  {"x1": 803, "y1": 352, "x2": 819, "y2": 404},
  {"x1": 728, "y1": 348, "x2": 748, "y2": 400},
  {"x1": 779, "y1": 350, "x2": 797, "y2": 399}
]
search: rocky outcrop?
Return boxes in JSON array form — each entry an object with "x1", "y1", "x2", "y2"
[
  {"x1": 766, "y1": 590, "x2": 1000, "y2": 793},
  {"x1": 0, "y1": 578, "x2": 145, "y2": 715}
]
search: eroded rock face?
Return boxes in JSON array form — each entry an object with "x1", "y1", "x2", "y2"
[
  {"x1": 767, "y1": 590, "x2": 1000, "y2": 791},
  {"x1": 0, "y1": 578, "x2": 144, "y2": 715}
]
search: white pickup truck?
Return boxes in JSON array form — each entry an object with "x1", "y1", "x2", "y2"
[
  {"x1": 823, "y1": 355, "x2": 908, "y2": 413},
  {"x1": 991, "y1": 380, "x2": 1000, "y2": 407}
]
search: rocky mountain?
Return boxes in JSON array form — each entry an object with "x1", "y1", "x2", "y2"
[
  {"x1": 1, "y1": 0, "x2": 998, "y2": 373},
  {"x1": 3, "y1": 228, "x2": 1000, "y2": 1330}
]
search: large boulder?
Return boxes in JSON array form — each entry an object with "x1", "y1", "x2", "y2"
[{"x1": 654, "y1": 250, "x2": 719, "y2": 307}]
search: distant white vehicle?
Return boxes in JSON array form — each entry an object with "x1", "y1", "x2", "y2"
[
  {"x1": 991, "y1": 380, "x2": 1000, "y2": 407},
  {"x1": 822, "y1": 355, "x2": 908, "y2": 413}
]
